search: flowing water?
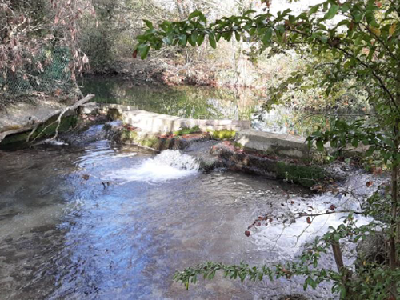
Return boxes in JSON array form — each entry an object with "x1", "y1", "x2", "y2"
[{"x1": 0, "y1": 125, "x2": 380, "y2": 299}]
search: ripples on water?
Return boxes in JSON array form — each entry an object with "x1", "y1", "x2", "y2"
[{"x1": 0, "y1": 136, "x2": 378, "y2": 299}]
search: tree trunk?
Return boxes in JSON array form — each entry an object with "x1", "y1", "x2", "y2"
[
  {"x1": 389, "y1": 119, "x2": 399, "y2": 298},
  {"x1": 331, "y1": 240, "x2": 353, "y2": 298}
]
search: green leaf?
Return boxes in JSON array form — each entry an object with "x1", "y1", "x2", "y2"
[
  {"x1": 309, "y1": 5, "x2": 320, "y2": 15},
  {"x1": 262, "y1": 28, "x2": 273, "y2": 45},
  {"x1": 333, "y1": 233, "x2": 340, "y2": 242},
  {"x1": 316, "y1": 139, "x2": 324, "y2": 151},
  {"x1": 324, "y1": 4, "x2": 339, "y2": 19},
  {"x1": 352, "y1": 138, "x2": 359, "y2": 148},
  {"x1": 235, "y1": 31, "x2": 241, "y2": 42},
  {"x1": 209, "y1": 34, "x2": 217, "y2": 49},
  {"x1": 197, "y1": 34, "x2": 205, "y2": 46},
  {"x1": 143, "y1": 19, "x2": 153, "y2": 29},
  {"x1": 243, "y1": 10, "x2": 256, "y2": 16},
  {"x1": 138, "y1": 44, "x2": 150, "y2": 59},
  {"x1": 188, "y1": 10, "x2": 202, "y2": 19},
  {"x1": 366, "y1": 146, "x2": 375, "y2": 156},
  {"x1": 179, "y1": 34, "x2": 187, "y2": 46}
]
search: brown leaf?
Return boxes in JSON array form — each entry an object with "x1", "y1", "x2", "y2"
[
  {"x1": 329, "y1": 204, "x2": 336, "y2": 211},
  {"x1": 366, "y1": 181, "x2": 373, "y2": 187},
  {"x1": 306, "y1": 217, "x2": 311, "y2": 224},
  {"x1": 245, "y1": 230, "x2": 251, "y2": 237}
]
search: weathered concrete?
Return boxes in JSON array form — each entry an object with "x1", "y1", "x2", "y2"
[
  {"x1": 102, "y1": 104, "x2": 251, "y2": 134},
  {"x1": 235, "y1": 129, "x2": 310, "y2": 159}
]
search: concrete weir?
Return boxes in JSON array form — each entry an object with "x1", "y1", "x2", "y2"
[
  {"x1": 105, "y1": 104, "x2": 251, "y2": 133},
  {"x1": 102, "y1": 104, "x2": 312, "y2": 160}
]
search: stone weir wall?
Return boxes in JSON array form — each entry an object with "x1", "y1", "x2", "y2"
[
  {"x1": 99, "y1": 104, "x2": 314, "y2": 161},
  {"x1": 104, "y1": 104, "x2": 251, "y2": 134}
]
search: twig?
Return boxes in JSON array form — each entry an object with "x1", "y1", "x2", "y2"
[
  {"x1": 53, "y1": 94, "x2": 95, "y2": 139},
  {"x1": 26, "y1": 123, "x2": 39, "y2": 142},
  {"x1": 30, "y1": 94, "x2": 95, "y2": 144},
  {"x1": 298, "y1": 210, "x2": 364, "y2": 217}
]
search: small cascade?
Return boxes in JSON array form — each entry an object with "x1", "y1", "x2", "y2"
[
  {"x1": 152, "y1": 150, "x2": 200, "y2": 171},
  {"x1": 105, "y1": 150, "x2": 199, "y2": 183}
]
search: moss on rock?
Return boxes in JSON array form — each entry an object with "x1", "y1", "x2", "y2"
[
  {"x1": 212, "y1": 130, "x2": 236, "y2": 140},
  {"x1": 275, "y1": 162, "x2": 325, "y2": 187}
]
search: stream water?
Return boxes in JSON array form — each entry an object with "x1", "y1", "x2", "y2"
[
  {"x1": 0, "y1": 125, "x2": 380, "y2": 299},
  {"x1": 0, "y1": 138, "x2": 305, "y2": 300}
]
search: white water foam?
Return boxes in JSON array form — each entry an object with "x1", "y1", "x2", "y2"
[
  {"x1": 251, "y1": 171, "x2": 388, "y2": 261},
  {"x1": 105, "y1": 150, "x2": 199, "y2": 183}
]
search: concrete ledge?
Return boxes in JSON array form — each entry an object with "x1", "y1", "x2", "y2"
[{"x1": 235, "y1": 129, "x2": 310, "y2": 159}]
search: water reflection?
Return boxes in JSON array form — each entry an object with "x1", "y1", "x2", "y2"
[{"x1": 80, "y1": 77, "x2": 262, "y2": 121}]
